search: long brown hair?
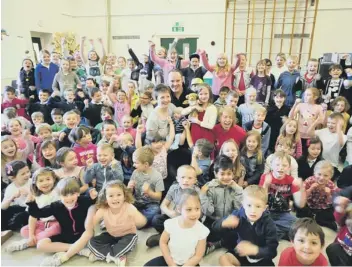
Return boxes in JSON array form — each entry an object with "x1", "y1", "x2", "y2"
[
  {"x1": 219, "y1": 139, "x2": 245, "y2": 180},
  {"x1": 241, "y1": 131, "x2": 263, "y2": 164},
  {"x1": 96, "y1": 181, "x2": 134, "y2": 209}
]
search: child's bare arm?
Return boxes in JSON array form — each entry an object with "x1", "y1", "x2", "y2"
[
  {"x1": 183, "y1": 239, "x2": 207, "y2": 266},
  {"x1": 132, "y1": 207, "x2": 147, "y2": 229},
  {"x1": 160, "y1": 198, "x2": 178, "y2": 218},
  {"x1": 292, "y1": 178, "x2": 307, "y2": 208},
  {"x1": 160, "y1": 231, "x2": 176, "y2": 266},
  {"x1": 164, "y1": 117, "x2": 175, "y2": 150}
]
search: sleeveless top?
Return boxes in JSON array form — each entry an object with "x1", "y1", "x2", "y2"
[{"x1": 103, "y1": 202, "x2": 137, "y2": 237}]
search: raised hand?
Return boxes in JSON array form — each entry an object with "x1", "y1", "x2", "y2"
[
  {"x1": 127, "y1": 180, "x2": 136, "y2": 190},
  {"x1": 89, "y1": 188, "x2": 98, "y2": 199},
  {"x1": 148, "y1": 40, "x2": 155, "y2": 49},
  {"x1": 58, "y1": 132, "x2": 66, "y2": 142},
  {"x1": 222, "y1": 215, "x2": 239, "y2": 229}
]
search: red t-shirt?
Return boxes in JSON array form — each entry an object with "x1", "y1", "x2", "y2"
[
  {"x1": 259, "y1": 173, "x2": 299, "y2": 212},
  {"x1": 213, "y1": 123, "x2": 246, "y2": 153},
  {"x1": 278, "y1": 247, "x2": 328, "y2": 266}
]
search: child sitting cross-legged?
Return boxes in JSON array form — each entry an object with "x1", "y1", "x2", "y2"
[
  {"x1": 85, "y1": 181, "x2": 147, "y2": 266},
  {"x1": 296, "y1": 160, "x2": 340, "y2": 231},
  {"x1": 128, "y1": 147, "x2": 164, "y2": 226},
  {"x1": 146, "y1": 165, "x2": 208, "y2": 248},
  {"x1": 144, "y1": 189, "x2": 210, "y2": 267},
  {"x1": 278, "y1": 218, "x2": 328, "y2": 266},
  {"x1": 215, "y1": 185, "x2": 278, "y2": 266}
]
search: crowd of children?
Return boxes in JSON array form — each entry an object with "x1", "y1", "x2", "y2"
[{"x1": 1, "y1": 36, "x2": 352, "y2": 266}]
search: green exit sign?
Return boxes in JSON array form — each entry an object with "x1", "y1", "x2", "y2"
[
  {"x1": 172, "y1": 27, "x2": 184, "y2": 32},
  {"x1": 172, "y1": 22, "x2": 184, "y2": 32}
]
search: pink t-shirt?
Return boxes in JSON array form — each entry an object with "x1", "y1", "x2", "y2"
[
  {"x1": 296, "y1": 103, "x2": 323, "y2": 139},
  {"x1": 114, "y1": 102, "x2": 131, "y2": 127},
  {"x1": 72, "y1": 143, "x2": 97, "y2": 167}
]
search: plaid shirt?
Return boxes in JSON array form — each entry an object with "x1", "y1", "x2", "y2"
[{"x1": 304, "y1": 176, "x2": 340, "y2": 209}]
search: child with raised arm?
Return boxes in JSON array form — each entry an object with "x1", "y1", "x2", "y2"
[
  {"x1": 144, "y1": 189, "x2": 209, "y2": 267},
  {"x1": 214, "y1": 185, "x2": 278, "y2": 266},
  {"x1": 147, "y1": 165, "x2": 207, "y2": 248},
  {"x1": 259, "y1": 151, "x2": 306, "y2": 240},
  {"x1": 128, "y1": 147, "x2": 164, "y2": 226},
  {"x1": 80, "y1": 37, "x2": 106, "y2": 84},
  {"x1": 314, "y1": 112, "x2": 347, "y2": 178},
  {"x1": 199, "y1": 50, "x2": 240, "y2": 98},
  {"x1": 86, "y1": 181, "x2": 147, "y2": 266},
  {"x1": 279, "y1": 218, "x2": 328, "y2": 266}
]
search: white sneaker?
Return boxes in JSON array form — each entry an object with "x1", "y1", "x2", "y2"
[
  {"x1": 40, "y1": 252, "x2": 65, "y2": 267},
  {"x1": 5, "y1": 239, "x2": 28, "y2": 253},
  {"x1": 78, "y1": 248, "x2": 91, "y2": 258}
]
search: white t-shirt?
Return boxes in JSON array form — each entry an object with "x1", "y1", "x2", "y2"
[
  {"x1": 3, "y1": 179, "x2": 32, "y2": 207},
  {"x1": 315, "y1": 128, "x2": 347, "y2": 167},
  {"x1": 346, "y1": 127, "x2": 352, "y2": 165},
  {"x1": 35, "y1": 189, "x2": 60, "y2": 222},
  {"x1": 165, "y1": 217, "x2": 209, "y2": 265}
]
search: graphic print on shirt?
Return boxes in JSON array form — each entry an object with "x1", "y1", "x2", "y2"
[
  {"x1": 338, "y1": 231, "x2": 352, "y2": 256},
  {"x1": 300, "y1": 110, "x2": 315, "y2": 128},
  {"x1": 268, "y1": 183, "x2": 292, "y2": 212},
  {"x1": 324, "y1": 79, "x2": 340, "y2": 103}
]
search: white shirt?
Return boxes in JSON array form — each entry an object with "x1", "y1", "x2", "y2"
[
  {"x1": 346, "y1": 127, "x2": 352, "y2": 165},
  {"x1": 35, "y1": 189, "x2": 60, "y2": 222},
  {"x1": 3, "y1": 179, "x2": 32, "y2": 207},
  {"x1": 315, "y1": 128, "x2": 347, "y2": 167},
  {"x1": 165, "y1": 217, "x2": 209, "y2": 265}
]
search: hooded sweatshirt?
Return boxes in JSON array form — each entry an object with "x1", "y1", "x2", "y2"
[{"x1": 213, "y1": 207, "x2": 278, "y2": 261}]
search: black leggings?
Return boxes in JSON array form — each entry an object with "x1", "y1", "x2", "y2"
[
  {"x1": 326, "y1": 242, "x2": 352, "y2": 266},
  {"x1": 1, "y1": 205, "x2": 29, "y2": 231},
  {"x1": 144, "y1": 256, "x2": 199, "y2": 267}
]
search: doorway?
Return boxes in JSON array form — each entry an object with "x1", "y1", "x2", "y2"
[
  {"x1": 31, "y1": 37, "x2": 42, "y2": 64},
  {"x1": 160, "y1": 38, "x2": 198, "y2": 60}
]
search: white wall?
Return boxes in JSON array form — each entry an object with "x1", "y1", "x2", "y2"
[
  {"x1": 1, "y1": 0, "x2": 74, "y2": 87},
  {"x1": 67, "y1": 0, "x2": 226, "y2": 64},
  {"x1": 311, "y1": 0, "x2": 352, "y2": 57},
  {"x1": 1, "y1": 0, "x2": 351, "y2": 88}
]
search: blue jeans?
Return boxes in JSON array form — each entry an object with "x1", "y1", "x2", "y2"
[
  {"x1": 269, "y1": 211, "x2": 297, "y2": 241},
  {"x1": 135, "y1": 203, "x2": 160, "y2": 227}
]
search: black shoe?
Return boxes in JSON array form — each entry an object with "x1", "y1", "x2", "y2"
[
  {"x1": 205, "y1": 241, "x2": 222, "y2": 255},
  {"x1": 146, "y1": 234, "x2": 161, "y2": 248}
]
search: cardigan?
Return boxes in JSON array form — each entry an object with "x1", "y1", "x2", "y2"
[{"x1": 34, "y1": 63, "x2": 59, "y2": 93}]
